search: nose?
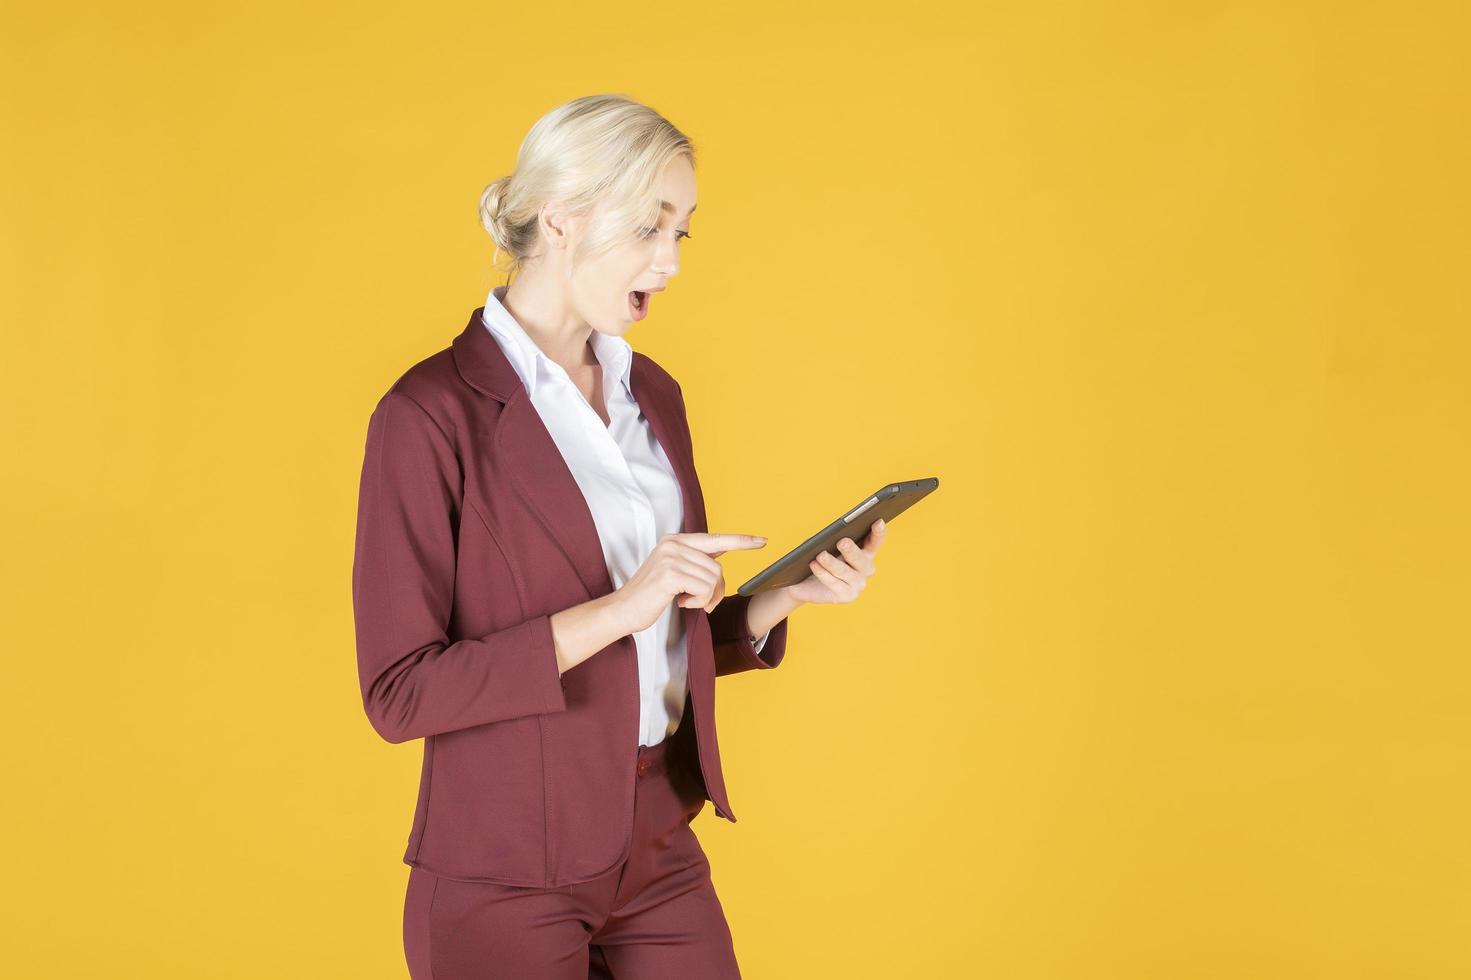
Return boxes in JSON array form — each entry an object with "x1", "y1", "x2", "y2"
[{"x1": 650, "y1": 236, "x2": 680, "y2": 278}]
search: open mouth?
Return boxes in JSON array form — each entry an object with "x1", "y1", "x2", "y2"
[{"x1": 628, "y1": 290, "x2": 650, "y2": 321}]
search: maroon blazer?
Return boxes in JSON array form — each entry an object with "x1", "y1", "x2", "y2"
[{"x1": 352, "y1": 306, "x2": 790, "y2": 887}]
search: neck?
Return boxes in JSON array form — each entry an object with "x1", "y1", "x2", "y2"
[{"x1": 499, "y1": 273, "x2": 597, "y2": 373}]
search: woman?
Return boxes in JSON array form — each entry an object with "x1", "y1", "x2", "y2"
[{"x1": 352, "y1": 93, "x2": 886, "y2": 979}]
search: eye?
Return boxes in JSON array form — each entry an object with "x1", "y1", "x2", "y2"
[{"x1": 637, "y1": 227, "x2": 693, "y2": 241}]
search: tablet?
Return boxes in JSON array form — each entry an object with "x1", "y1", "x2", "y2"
[{"x1": 736, "y1": 477, "x2": 939, "y2": 596}]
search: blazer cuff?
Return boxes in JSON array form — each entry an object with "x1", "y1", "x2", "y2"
[{"x1": 708, "y1": 592, "x2": 789, "y2": 675}]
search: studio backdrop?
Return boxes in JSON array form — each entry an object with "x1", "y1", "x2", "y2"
[{"x1": 2, "y1": 2, "x2": 1468, "y2": 977}]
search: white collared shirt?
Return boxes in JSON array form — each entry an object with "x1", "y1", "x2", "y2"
[{"x1": 480, "y1": 284, "x2": 770, "y2": 747}]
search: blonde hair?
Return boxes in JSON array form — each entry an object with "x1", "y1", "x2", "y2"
[{"x1": 478, "y1": 94, "x2": 696, "y2": 280}]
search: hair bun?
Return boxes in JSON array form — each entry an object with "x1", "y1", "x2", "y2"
[{"x1": 478, "y1": 175, "x2": 511, "y2": 247}]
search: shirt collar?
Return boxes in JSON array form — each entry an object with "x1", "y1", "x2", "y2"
[{"x1": 480, "y1": 284, "x2": 634, "y2": 401}]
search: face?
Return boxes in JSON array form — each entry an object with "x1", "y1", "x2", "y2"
[{"x1": 564, "y1": 154, "x2": 697, "y2": 336}]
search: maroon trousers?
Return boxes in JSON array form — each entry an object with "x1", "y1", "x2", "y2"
[{"x1": 402, "y1": 721, "x2": 742, "y2": 978}]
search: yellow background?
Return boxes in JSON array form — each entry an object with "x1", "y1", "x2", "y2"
[{"x1": 3, "y1": 2, "x2": 1467, "y2": 976}]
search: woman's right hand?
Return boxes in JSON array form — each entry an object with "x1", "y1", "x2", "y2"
[{"x1": 612, "y1": 532, "x2": 769, "y2": 635}]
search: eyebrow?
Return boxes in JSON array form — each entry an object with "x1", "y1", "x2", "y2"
[{"x1": 659, "y1": 199, "x2": 697, "y2": 217}]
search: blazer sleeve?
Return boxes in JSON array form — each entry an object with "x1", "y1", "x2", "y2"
[
  {"x1": 708, "y1": 592, "x2": 789, "y2": 676},
  {"x1": 352, "y1": 390, "x2": 567, "y2": 744}
]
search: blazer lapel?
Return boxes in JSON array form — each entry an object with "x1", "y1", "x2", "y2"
[
  {"x1": 451, "y1": 307, "x2": 707, "y2": 604},
  {"x1": 628, "y1": 355, "x2": 706, "y2": 538},
  {"x1": 496, "y1": 395, "x2": 615, "y2": 599},
  {"x1": 627, "y1": 353, "x2": 717, "y2": 686}
]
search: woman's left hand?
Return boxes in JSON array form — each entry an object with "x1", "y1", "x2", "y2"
[{"x1": 783, "y1": 518, "x2": 887, "y2": 605}]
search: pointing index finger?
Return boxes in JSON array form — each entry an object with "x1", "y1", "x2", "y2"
[{"x1": 684, "y1": 533, "x2": 769, "y2": 556}]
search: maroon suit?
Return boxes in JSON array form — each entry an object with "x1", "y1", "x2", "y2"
[{"x1": 352, "y1": 306, "x2": 790, "y2": 891}]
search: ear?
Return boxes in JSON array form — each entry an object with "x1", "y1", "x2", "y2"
[{"x1": 539, "y1": 201, "x2": 573, "y2": 249}]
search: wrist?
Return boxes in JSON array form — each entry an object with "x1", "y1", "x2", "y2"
[
  {"x1": 596, "y1": 589, "x2": 636, "y2": 639},
  {"x1": 747, "y1": 587, "x2": 803, "y2": 638},
  {"x1": 771, "y1": 585, "x2": 806, "y2": 615}
]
